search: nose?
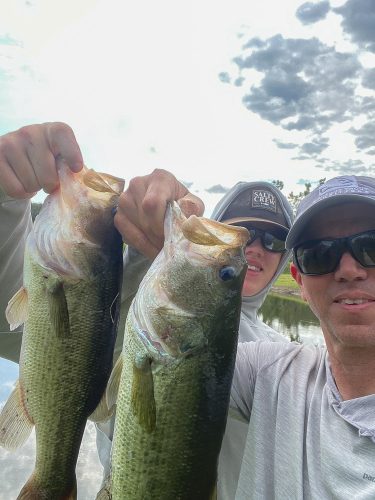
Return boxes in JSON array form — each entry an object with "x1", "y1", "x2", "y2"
[
  {"x1": 245, "y1": 237, "x2": 264, "y2": 257},
  {"x1": 333, "y1": 251, "x2": 367, "y2": 282}
]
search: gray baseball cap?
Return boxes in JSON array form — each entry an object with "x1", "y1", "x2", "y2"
[{"x1": 286, "y1": 175, "x2": 375, "y2": 249}]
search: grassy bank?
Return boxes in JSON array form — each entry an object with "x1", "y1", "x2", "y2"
[
  {"x1": 274, "y1": 273, "x2": 299, "y2": 289},
  {"x1": 271, "y1": 272, "x2": 300, "y2": 298}
]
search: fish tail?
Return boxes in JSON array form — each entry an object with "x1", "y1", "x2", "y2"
[{"x1": 17, "y1": 472, "x2": 77, "y2": 499}]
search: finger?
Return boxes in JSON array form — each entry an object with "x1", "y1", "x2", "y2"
[
  {"x1": 138, "y1": 169, "x2": 191, "y2": 245},
  {"x1": 27, "y1": 146, "x2": 59, "y2": 195},
  {"x1": 116, "y1": 187, "x2": 165, "y2": 256},
  {"x1": 44, "y1": 122, "x2": 83, "y2": 173},
  {"x1": 177, "y1": 192, "x2": 205, "y2": 218},
  {"x1": 0, "y1": 158, "x2": 35, "y2": 199},
  {"x1": 114, "y1": 211, "x2": 159, "y2": 260}
]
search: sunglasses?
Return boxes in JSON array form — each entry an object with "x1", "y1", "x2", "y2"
[
  {"x1": 294, "y1": 229, "x2": 375, "y2": 276},
  {"x1": 246, "y1": 227, "x2": 286, "y2": 253}
]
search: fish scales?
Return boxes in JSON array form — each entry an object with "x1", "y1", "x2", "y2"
[
  {"x1": 0, "y1": 162, "x2": 124, "y2": 499},
  {"x1": 107, "y1": 203, "x2": 248, "y2": 499}
]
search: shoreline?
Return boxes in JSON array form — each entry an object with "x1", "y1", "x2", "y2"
[{"x1": 271, "y1": 285, "x2": 300, "y2": 298}]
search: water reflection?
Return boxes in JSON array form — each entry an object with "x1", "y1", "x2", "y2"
[
  {"x1": 260, "y1": 293, "x2": 324, "y2": 346},
  {"x1": 0, "y1": 358, "x2": 103, "y2": 499}
]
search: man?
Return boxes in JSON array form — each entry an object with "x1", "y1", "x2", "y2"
[{"x1": 0, "y1": 123, "x2": 293, "y2": 497}]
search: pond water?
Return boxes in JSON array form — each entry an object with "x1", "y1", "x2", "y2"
[
  {"x1": 260, "y1": 293, "x2": 324, "y2": 346},
  {"x1": 0, "y1": 293, "x2": 323, "y2": 498}
]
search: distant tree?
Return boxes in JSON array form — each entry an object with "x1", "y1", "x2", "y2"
[
  {"x1": 288, "y1": 178, "x2": 326, "y2": 214},
  {"x1": 31, "y1": 202, "x2": 42, "y2": 221},
  {"x1": 271, "y1": 179, "x2": 284, "y2": 191}
]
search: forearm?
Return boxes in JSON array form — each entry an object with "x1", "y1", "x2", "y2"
[{"x1": 0, "y1": 188, "x2": 32, "y2": 361}]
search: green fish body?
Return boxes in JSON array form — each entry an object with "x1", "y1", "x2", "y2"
[{"x1": 0, "y1": 163, "x2": 124, "y2": 499}]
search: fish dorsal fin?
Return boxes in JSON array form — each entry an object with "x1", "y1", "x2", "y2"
[
  {"x1": 0, "y1": 380, "x2": 34, "y2": 450},
  {"x1": 106, "y1": 355, "x2": 123, "y2": 411},
  {"x1": 88, "y1": 392, "x2": 114, "y2": 423},
  {"x1": 83, "y1": 169, "x2": 124, "y2": 194},
  {"x1": 46, "y1": 280, "x2": 70, "y2": 337},
  {"x1": 131, "y1": 354, "x2": 156, "y2": 433},
  {"x1": 5, "y1": 286, "x2": 28, "y2": 331}
]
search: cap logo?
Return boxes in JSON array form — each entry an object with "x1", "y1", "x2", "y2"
[
  {"x1": 251, "y1": 190, "x2": 276, "y2": 213},
  {"x1": 316, "y1": 176, "x2": 372, "y2": 203}
]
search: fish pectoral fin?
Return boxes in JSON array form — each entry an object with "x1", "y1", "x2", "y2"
[
  {"x1": 0, "y1": 380, "x2": 34, "y2": 450},
  {"x1": 106, "y1": 355, "x2": 123, "y2": 411},
  {"x1": 131, "y1": 355, "x2": 156, "y2": 433},
  {"x1": 5, "y1": 286, "x2": 28, "y2": 331},
  {"x1": 46, "y1": 280, "x2": 70, "y2": 337}
]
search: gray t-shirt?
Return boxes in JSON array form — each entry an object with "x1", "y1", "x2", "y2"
[{"x1": 231, "y1": 341, "x2": 375, "y2": 499}]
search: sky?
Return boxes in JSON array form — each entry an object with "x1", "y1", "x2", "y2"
[
  {"x1": 0, "y1": 0, "x2": 374, "y2": 215},
  {"x1": 0, "y1": 0, "x2": 374, "y2": 496}
]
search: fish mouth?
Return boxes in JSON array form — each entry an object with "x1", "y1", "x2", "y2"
[{"x1": 32, "y1": 161, "x2": 124, "y2": 278}]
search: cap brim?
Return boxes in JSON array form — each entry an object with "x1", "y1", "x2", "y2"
[
  {"x1": 222, "y1": 216, "x2": 289, "y2": 237},
  {"x1": 286, "y1": 194, "x2": 375, "y2": 249}
]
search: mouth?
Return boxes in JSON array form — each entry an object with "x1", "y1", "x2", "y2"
[
  {"x1": 335, "y1": 298, "x2": 374, "y2": 305},
  {"x1": 247, "y1": 264, "x2": 262, "y2": 273}
]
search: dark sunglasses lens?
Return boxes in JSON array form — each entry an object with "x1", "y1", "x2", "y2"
[
  {"x1": 351, "y1": 232, "x2": 375, "y2": 266},
  {"x1": 263, "y1": 232, "x2": 286, "y2": 252},
  {"x1": 296, "y1": 240, "x2": 340, "y2": 275},
  {"x1": 247, "y1": 228, "x2": 285, "y2": 252}
]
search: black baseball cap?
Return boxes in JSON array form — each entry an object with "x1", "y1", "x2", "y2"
[{"x1": 220, "y1": 185, "x2": 289, "y2": 238}]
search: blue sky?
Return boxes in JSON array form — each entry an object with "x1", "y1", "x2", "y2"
[{"x1": 0, "y1": 0, "x2": 374, "y2": 214}]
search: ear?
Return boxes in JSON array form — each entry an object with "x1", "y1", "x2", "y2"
[
  {"x1": 290, "y1": 262, "x2": 308, "y2": 302},
  {"x1": 290, "y1": 262, "x2": 302, "y2": 285}
]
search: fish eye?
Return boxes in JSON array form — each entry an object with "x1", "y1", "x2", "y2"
[{"x1": 219, "y1": 266, "x2": 236, "y2": 281}]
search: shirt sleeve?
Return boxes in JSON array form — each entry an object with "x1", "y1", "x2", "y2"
[
  {"x1": 230, "y1": 340, "x2": 302, "y2": 421},
  {"x1": 0, "y1": 188, "x2": 33, "y2": 362}
]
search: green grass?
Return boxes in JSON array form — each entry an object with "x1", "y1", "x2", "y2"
[{"x1": 273, "y1": 273, "x2": 299, "y2": 289}]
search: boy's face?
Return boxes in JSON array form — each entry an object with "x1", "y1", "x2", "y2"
[{"x1": 242, "y1": 234, "x2": 283, "y2": 297}]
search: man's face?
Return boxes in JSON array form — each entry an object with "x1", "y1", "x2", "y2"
[
  {"x1": 243, "y1": 235, "x2": 282, "y2": 297},
  {"x1": 291, "y1": 202, "x2": 375, "y2": 349}
]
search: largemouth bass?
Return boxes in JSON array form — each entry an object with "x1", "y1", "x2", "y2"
[
  {"x1": 102, "y1": 202, "x2": 248, "y2": 499},
  {"x1": 0, "y1": 161, "x2": 124, "y2": 499}
]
